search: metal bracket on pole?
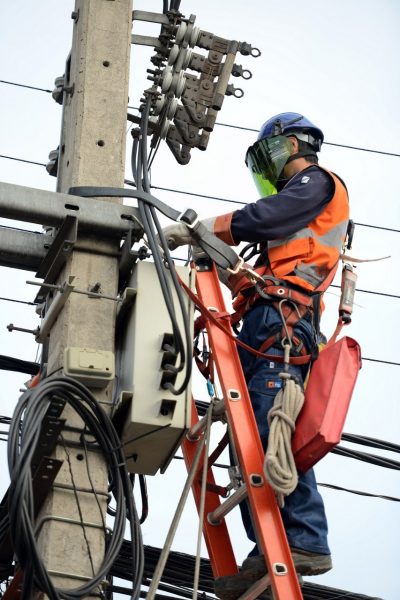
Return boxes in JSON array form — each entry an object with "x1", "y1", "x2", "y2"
[
  {"x1": 132, "y1": 11, "x2": 171, "y2": 25},
  {"x1": 35, "y1": 214, "x2": 78, "y2": 283}
]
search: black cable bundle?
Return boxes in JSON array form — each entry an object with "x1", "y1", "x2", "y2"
[
  {"x1": 7, "y1": 376, "x2": 144, "y2": 600},
  {"x1": 131, "y1": 95, "x2": 192, "y2": 395}
]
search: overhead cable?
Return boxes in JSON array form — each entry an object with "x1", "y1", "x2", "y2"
[
  {"x1": 318, "y1": 482, "x2": 400, "y2": 503},
  {"x1": 0, "y1": 78, "x2": 399, "y2": 158},
  {"x1": 0, "y1": 156, "x2": 398, "y2": 235},
  {"x1": 0, "y1": 297, "x2": 37, "y2": 306},
  {"x1": 0, "y1": 355, "x2": 40, "y2": 375},
  {"x1": 0, "y1": 154, "x2": 46, "y2": 167},
  {"x1": 216, "y1": 121, "x2": 400, "y2": 158},
  {"x1": 112, "y1": 542, "x2": 384, "y2": 600},
  {"x1": 0, "y1": 79, "x2": 52, "y2": 94},
  {"x1": 149, "y1": 184, "x2": 400, "y2": 234}
]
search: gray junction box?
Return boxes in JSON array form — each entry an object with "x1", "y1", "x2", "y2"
[{"x1": 115, "y1": 261, "x2": 194, "y2": 475}]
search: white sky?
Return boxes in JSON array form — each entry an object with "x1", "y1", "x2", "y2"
[{"x1": 1, "y1": 1, "x2": 400, "y2": 599}]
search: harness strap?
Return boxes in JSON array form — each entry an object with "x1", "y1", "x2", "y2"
[{"x1": 180, "y1": 277, "x2": 312, "y2": 365}]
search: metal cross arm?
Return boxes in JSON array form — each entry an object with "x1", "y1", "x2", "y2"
[{"x1": 0, "y1": 181, "x2": 143, "y2": 238}]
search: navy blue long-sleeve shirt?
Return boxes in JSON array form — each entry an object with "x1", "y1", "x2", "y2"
[{"x1": 230, "y1": 165, "x2": 335, "y2": 244}]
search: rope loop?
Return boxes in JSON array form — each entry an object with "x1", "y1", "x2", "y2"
[{"x1": 263, "y1": 377, "x2": 305, "y2": 507}]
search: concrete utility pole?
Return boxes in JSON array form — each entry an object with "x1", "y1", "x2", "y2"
[{"x1": 36, "y1": 0, "x2": 133, "y2": 594}]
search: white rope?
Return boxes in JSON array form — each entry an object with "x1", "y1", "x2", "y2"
[
  {"x1": 192, "y1": 404, "x2": 213, "y2": 600},
  {"x1": 146, "y1": 431, "x2": 206, "y2": 599},
  {"x1": 263, "y1": 373, "x2": 305, "y2": 507}
]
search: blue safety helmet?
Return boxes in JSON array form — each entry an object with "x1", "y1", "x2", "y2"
[
  {"x1": 258, "y1": 112, "x2": 324, "y2": 151},
  {"x1": 245, "y1": 112, "x2": 324, "y2": 197}
]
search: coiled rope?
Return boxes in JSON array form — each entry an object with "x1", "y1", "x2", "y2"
[{"x1": 264, "y1": 373, "x2": 305, "y2": 507}]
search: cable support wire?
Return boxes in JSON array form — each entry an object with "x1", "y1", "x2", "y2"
[
  {"x1": 4, "y1": 376, "x2": 144, "y2": 600},
  {"x1": 130, "y1": 94, "x2": 192, "y2": 395}
]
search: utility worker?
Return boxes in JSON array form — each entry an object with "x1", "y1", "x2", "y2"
[{"x1": 163, "y1": 112, "x2": 349, "y2": 599}]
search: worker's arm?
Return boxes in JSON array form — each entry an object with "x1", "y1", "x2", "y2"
[{"x1": 214, "y1": 166, "x2": 335, "y2": 245}]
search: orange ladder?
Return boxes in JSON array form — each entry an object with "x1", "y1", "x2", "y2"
[{"x1": 181, "y1": 265, "x2": 303, "y2": 600}]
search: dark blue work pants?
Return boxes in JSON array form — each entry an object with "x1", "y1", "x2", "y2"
[{"x1": 237, "y1": 302, "x2": 330, "y2": 556}]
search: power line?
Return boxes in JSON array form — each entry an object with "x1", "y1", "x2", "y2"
[
  {"x1": 0, "y1": 297, "x2": 36, "y2": 306},
  {"x1": 2, "y1": 80, "x2": 400, "y2": 158},
  {"x1": 0, "y1": 154, "x2": 46, "y2": 167},
  {"x1": 172, "y1": 456, "x2": 400, "y2": 502},
  {"x1": 362, "y1": 357, "x2": 400, "y2": 366},
  {"x1": 150, "y1": 184, "x2": 400, "y2": 234},
  {"x1": 330, "y1": 284, "x2": 399, "y2": 300},
  {"x1": 0, "y1": 161, "x2": 399, "y2": 235},
  {"x1": 216, "y1": 121, "x2": 400, "y2": 158},
  {"x1": 0, "y1": 79, "x2": 52, "y2": 94},
  {"x1": 318, "y1": 482, "x2": 400, "y2": 503}
]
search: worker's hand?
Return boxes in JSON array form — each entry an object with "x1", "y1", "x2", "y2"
[
  {"x1": 161, "y1": 218, "x2": 216, "y2": 251},
  {"x1": 161, "y1": 223, "x2": 195, "y2": 250}
]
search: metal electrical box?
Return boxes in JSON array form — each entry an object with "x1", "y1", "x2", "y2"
[{"x1": 115, "y1": 260, "x2": 194, "y2": 475}]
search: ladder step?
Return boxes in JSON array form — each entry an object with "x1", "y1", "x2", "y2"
[
  {"x1": 207, "y1": 484, "x2": 247, "y2": 525},
  {"x1": 237, "y1": 573, "x2": 304, "y2": 600}
]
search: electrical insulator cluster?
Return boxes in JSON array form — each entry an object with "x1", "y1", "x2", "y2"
[{"x1": 131, "y1": 9, "x2": 261, "y2": 164}]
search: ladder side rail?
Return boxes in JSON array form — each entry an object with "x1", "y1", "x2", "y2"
[
  {"x1": 181, "y1": 397, "x2": 238, "y2": 578},
  {"x1": 195, "y1": 266, "x2": 303, "y2": 600}
]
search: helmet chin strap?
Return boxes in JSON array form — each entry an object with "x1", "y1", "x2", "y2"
[{"x1": 285, "y1": 148, "x2": 318, "y2": 164}]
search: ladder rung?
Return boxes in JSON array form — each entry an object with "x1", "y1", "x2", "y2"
[{"x1": 207, "y1": 484, "x2": 247, "y2": 525}]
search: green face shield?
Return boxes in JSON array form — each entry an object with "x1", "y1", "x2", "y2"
[{"x1": 245, "y1": 136, "x2": 292, "y2": 197}]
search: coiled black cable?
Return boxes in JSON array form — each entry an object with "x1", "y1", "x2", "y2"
[{"x1": 7, "y1": 376, "x2": 143, "y2": 600}]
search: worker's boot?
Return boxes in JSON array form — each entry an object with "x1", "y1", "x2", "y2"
[
  {"x1": 214, "y1": 556, "x2": 271, "y2": 600},
  {"x1": 214, "y1": 569, "x2": 271, "y2": 600},
  {"x1": 214, "y1": 550, "x2": 332, "y2": 599},
  {"x1": 241, "y1": 548, "x2": 332, "y2": 577}
]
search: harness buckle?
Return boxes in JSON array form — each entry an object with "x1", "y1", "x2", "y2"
[{"x1": 227, "y1": 256, "x2": 245, "y2": 275}]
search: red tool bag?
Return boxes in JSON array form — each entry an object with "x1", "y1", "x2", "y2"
[{"x1": 292, "y1": 336, "x2": 362, "y2": 473}]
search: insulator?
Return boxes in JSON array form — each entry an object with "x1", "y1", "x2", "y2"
[
  {"x1": 161, "y1": 66, "x2": 173, "y2": 92},
  {"x1": 189, "y1": 26, "x2": 200, "y2": 48},
  {"x1": 153, "y1": 96, "x2": 165, "y2": 115},
  {"x1": 168, "y1": 44, "x2": 180, "y2": 65},
  {"x1": 174, "y1": 21, "x2": 187, "y2": 44}
]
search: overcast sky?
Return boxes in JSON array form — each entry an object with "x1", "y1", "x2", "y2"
[{"x1": 1, "y1": 1, "x2": 399, "y2": 599}]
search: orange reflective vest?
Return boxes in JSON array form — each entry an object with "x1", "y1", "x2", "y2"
[{"x1": 215, "y1": 166, "x2": 349, "y2": 316}]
